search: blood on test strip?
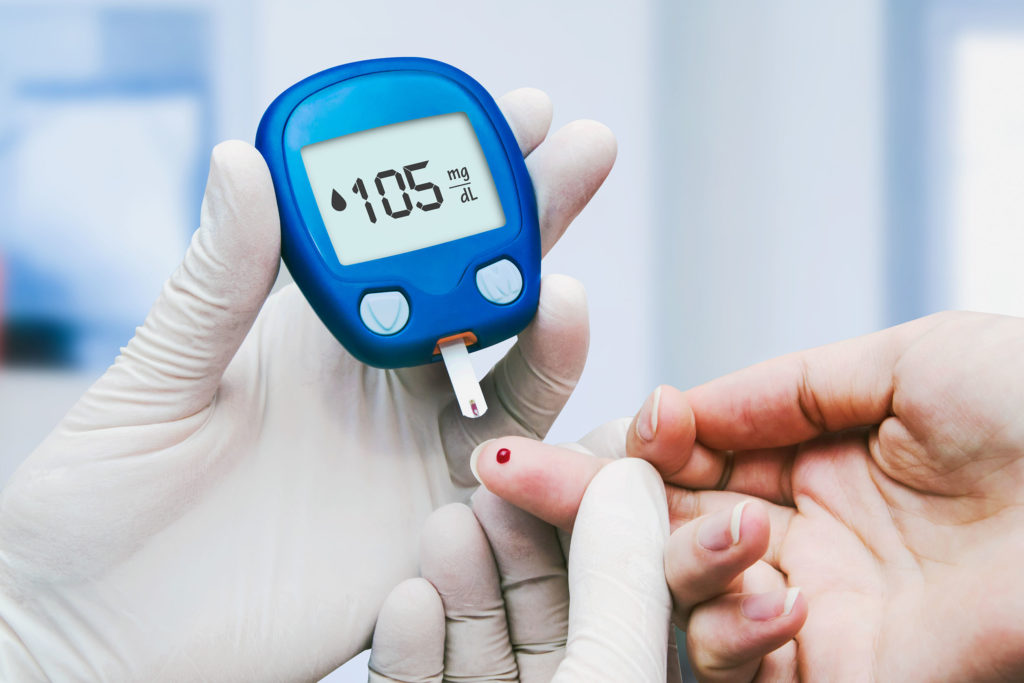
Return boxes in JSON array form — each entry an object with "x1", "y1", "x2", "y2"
[{"x1": 439, "y1": 336, "x2": 487, "y2": 419}]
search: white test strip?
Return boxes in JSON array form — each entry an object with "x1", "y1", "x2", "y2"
[{"x1": 439, "y1": 337, "x2": 487, "y2": 418}]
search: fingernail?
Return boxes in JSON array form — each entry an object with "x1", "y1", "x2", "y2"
[
  {"x1": 783, "y1": 586, "x2": 800, "y2": 616},
  {"x1": 741, "y1": 587, "x2": 801, "y2": 621},
  {"x1": 635, "y1": 386, "x2": 662, "y2": 442},
  {"x1": 697, "y1": 500, "x2": 748, "y2": 550},
  {"x1": 469, "y1": 439, "x2": 495, "y2": 485},
  {"x1": 730, "y1": 500, "x2": 750, "y2": 544}
]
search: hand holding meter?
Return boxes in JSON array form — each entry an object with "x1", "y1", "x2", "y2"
[
  {"x1": 0, "y1": 79, "x2": 614, "y2": 680},
  {"x1": 256, "y1": 58, "x2": 540, "y2": 417}
]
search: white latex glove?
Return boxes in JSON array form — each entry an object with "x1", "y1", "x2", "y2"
[
  {"x1": 0, "y1": 89, "x2": 616, "y2": 681},
  {"x1": 368, "y1": 438, "x2": 678, "y2": 682}
]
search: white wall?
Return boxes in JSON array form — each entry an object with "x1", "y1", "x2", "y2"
[{"x1": 655, "y1": 1, "x2": 885, "y2": 389}]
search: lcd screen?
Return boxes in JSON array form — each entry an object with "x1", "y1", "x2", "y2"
[{"x1": 300, "y1": 112, "x2": 507, "y2": 265}]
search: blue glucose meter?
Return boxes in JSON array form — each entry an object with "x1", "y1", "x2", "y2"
[{"x1": 256, "y1": 58, "x2": 539, "y2": 416}]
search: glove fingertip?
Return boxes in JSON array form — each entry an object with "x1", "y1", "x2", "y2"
[
  {"x1": 498, "y1": 87, "x2": 553, "y2": 155},
  {"x1": 370, "y1": 578, "x2": 444, "y2": 679},
  {"x1": 537, "y1": 273, "x2": 589, "y2": 321},
  {"x1": 564, "y1": 118, "x2": 618, "y2": 166},
  {"x1": 202, "y1": 140, "x2": 281, "y2": 268}
]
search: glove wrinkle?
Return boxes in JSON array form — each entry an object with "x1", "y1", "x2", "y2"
[
  {"x1": 78, "y1": 140, "x2": 279, "y2": 430},
  {"x1": 493, "y1": 349, "x2": 559, "y2": 437}
]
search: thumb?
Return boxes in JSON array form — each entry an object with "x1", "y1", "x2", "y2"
[
  {"x1": 73, "y1": 140, "x2": 280, "y2": 427},
  {"x1": 552, "y1": 458, "x2": 672, "y2": 683}
]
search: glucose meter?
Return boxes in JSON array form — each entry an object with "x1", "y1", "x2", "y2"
[{"x1": 256, "y1": 58, "x2": 540, "y2": 418}]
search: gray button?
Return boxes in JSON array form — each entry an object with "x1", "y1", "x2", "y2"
[
  {"x1": 359, "y1": 291, "x2": 410, "y2": 335},
  {"x1": 476, "y1": 259, "x2": 523, "y2": 305}
]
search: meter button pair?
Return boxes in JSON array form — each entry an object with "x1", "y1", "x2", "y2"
[
  {"x1": 359, "y1": 257, "x2": 522, "y2": 336},
  {"x1": 359, "y1": 291, "x2": 410, "y2": 336},
  {"x1": 476, "y1": 258, "x2": 523, "y2": 305}
]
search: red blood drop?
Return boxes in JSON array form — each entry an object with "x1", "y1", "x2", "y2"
[{"x1": 496, "y1": 448, "x2": 511, "y2": 464}]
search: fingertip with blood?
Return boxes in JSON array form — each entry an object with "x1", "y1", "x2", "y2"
[{"x1": 469, "y1": 436, "x2": 609, "y2": 530}]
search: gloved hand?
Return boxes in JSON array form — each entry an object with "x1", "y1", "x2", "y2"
[
  {"x1": 0, "y1": 88, "x2": 616, "y2": 681},
  {"x1": 367, "y1": 456, "x2": 677, "y2": 683}
]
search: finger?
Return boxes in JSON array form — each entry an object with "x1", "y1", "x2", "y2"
[
  {"x1": 736, "y1": 562, "x2": 799, "y2": 682},
  {"x1": 552, "y1": 459, "x2": 672, "y2": 683},
  {"x1": 628, "y1": 386, "x2": 798, "y2": 506},
  {"x1": 418, "y1": 504, "x2": 518, "y2": 681},
  {"x1": 686, "y1": 588, "x2": 806, "y2": 683},
  {"x1": 470, "y1": 437, "x2": 609, "y2": 530},
  {"x1": 470, "y1": 488, "x2": 568, "y2": 681},
  {"x1": 369, "y1": 578, "x2": 445, "y2": 683},
  {"x1": 73, "y1": 141, "x2": 279, "y2": 427},
  {"x1": 554, "y1": 418, "x2": 630, "y2": 560},
  {"x1": 663, "y1": 487, "x2": 794, "y2": 569},
  {"x1": 497, "y1": 87, "x2": 553, "y2": 157},
  {"x1": 685, "y1": 316, "x2": 945, "y2": 451},
  {"x1": 471, "y1": 436, "x2": 795, "y2": 568},
  {"x1": 740, "y1": 559, "x2": 789, "y2": 594},
  {"x1": 442, "y1": 275, "x2": 589, "y2": 486},
  {"x1": 664, "y1": 500, "x2": 771, "y2": 625},
  {"x1": 754, "y1": 641, "x2": 800, "y2": 682},
  {"x1": 528, "y1": 119, "x2": 617, "y2": 256},
  {"x1": 627, "y1": 385, "x2": 711, "y2": 486}
]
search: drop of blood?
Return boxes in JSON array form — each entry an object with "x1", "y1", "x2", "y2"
[
  {"x1": 496, "y1": 448, "x2": 511, "y2": 464},
  {"x1": 331, "y1": 189, "x2": 347, "y2": 212}
]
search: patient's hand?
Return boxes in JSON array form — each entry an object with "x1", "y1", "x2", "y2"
[{"x1": 475, "y1": 311, "x2": 1024, "y2": 682}]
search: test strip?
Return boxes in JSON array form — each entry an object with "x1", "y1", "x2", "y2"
[{"x1": 439, "y1": 337, "x2": 487, "y2": 418}]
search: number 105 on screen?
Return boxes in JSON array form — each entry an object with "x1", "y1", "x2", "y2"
[{"x1": 300, "y1": 112, "x2": 507, "y2": 265}]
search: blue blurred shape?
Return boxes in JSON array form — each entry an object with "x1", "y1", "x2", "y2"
[
  {"x1": 101, "y1": 8, "x2": 209, "y2": 86},
  {"x1": 0, "y1": 5, "x2": 213, "y2": 368}
]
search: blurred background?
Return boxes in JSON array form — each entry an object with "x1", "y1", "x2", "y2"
[{"x1": 1, "y1": 0, "x2": 1023, "y2": 679}]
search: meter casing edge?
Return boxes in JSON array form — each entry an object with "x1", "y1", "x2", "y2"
[{"x1": 255, "y1": 57, "x2": 540, "y2": 369}]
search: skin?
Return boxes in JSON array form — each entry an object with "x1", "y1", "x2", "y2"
[{"x1": 474, "y1": 310, "x2": 1024, "y2": 682}]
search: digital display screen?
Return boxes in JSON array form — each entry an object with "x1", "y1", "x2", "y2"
[{"x1": 300, "y1": 112, "x2": 507, "y2": 265}]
